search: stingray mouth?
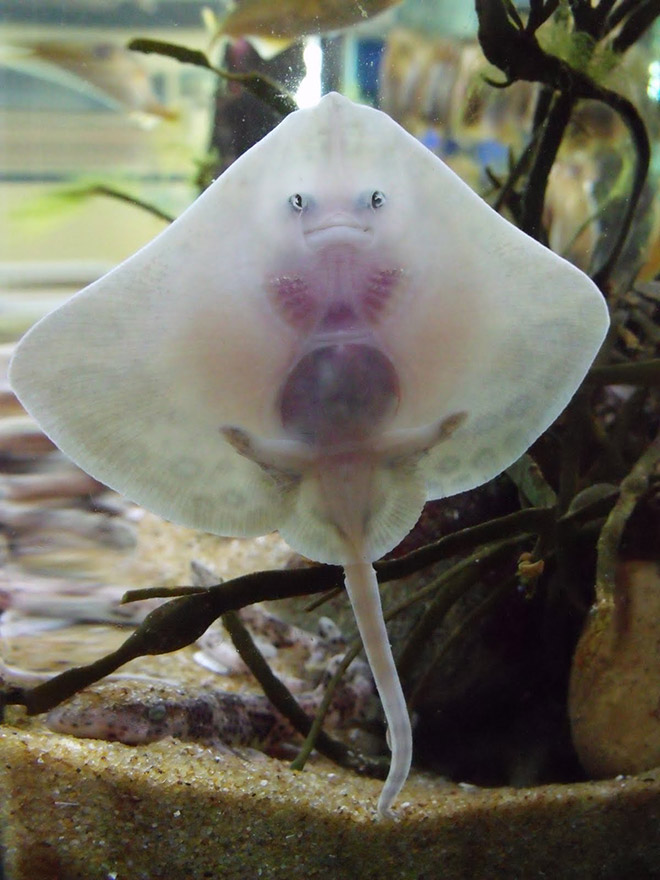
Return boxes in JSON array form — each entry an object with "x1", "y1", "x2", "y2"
[{"x1": 304, "y1": 215, "x2": 372, "y2": 249}]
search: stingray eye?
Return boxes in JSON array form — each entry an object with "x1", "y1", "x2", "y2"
[
  {"x1": 289, "y1": 193, "x2": 308, "y2": 212},
  {"x1": 371, "y1": 190, "x2": 386, "y2": 209}
]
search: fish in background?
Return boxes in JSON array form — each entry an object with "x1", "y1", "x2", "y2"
[
  {"x1": 55, "y1": 0, "x2": 158, "y2": 8},
  {"x1": 0, "y1": 41, "x2": 177, "y2": 124},
  {"x1": 380, "y1": 29, "x2": 536, "y2": 151},
  {"x1": 208, "y1": 0, "x2": 401, "y2": 58},
  {"x1": 218, "y1": 0, "x2": 401, "y2": 38}
]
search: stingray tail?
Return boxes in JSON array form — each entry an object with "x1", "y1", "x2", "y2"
[{"x1": 342, "y1": 560, "x2": 412, "y2": 818}]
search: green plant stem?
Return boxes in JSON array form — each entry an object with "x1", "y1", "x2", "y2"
[
  {"x1": 595, "y1": 433, "x2": 660, "y2": 605},
  {"x1": 289, "y1": 640, "x2": 363, "y2": 772},
  {"x1": 375, "y1": 507, "x2": 554, "y2": 582},
  {"x1": 507, "y1": 453, "x2": 558, "y2": 508},
  {"x1": 521, "y1": 91, "x2": 574, "y2": 240},
  {"x1": 91, "y1": 185, "x2": 175, "y2": 223},
  {"x1": 559, "y1": 485, "x2": 619, "y2": 527},
  {"x1": 222, "y1": 610, "x2": 384, "y2": 777},
  {"x1": 605, "y1": 0, "x2": 641, "y2": 32},
  {"x1": 492, "y1": 122, "x2": 544, "y2": 215},
  {"x1": 609, "y1": 0, "x2": 660, "y2": 52},
  {"x1": 590, "y1": 88, "x2": 650, "y2": 288},
  {"x1": 585, "y1": 358, "x2": 660, "y2": 386},
  {"x1": 122, "y1": 586, "x2": 208, "y2": 602}
]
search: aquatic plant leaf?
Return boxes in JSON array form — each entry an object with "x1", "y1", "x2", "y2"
[
  {"x1": 9, "y1": 93, "x2": 609, "y2": 817},
  {"x1": 128, "y1": 38, "x2": 297, "y2": 117}
]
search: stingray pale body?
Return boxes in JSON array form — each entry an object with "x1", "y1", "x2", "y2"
[{"x1": 10, "y1": 92, "x2": 609, "y2": 817}]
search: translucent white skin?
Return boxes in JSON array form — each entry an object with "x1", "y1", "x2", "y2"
[{"x1": 9, "y1": 92, "x2": 610, "y2": 817}]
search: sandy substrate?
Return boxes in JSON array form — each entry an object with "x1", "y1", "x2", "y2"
[{"x1": 3, "y1": 722, "x2": 660, "y2": 880}]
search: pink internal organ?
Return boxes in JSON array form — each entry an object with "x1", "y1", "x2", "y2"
[
  {"x1": 361, "y1": 269, "x2": 404, "y2": 323},
  {"x1": 271, "y1": 262, "x2": 404, "y2": 334},
  {"x1": 279, "y1": 343, "x2": 400, "y2": 447},
  {"x1": 271, "y1": 276, "x2": 315, "y2": 329}
]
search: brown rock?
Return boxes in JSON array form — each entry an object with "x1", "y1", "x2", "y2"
[{"x1": 569, "y1": 560, "x2": 660, "y2": 777}]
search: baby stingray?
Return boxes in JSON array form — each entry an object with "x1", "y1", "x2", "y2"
[{"x1": 9, "y1": 92, "x2": 609, "y2": 818}]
